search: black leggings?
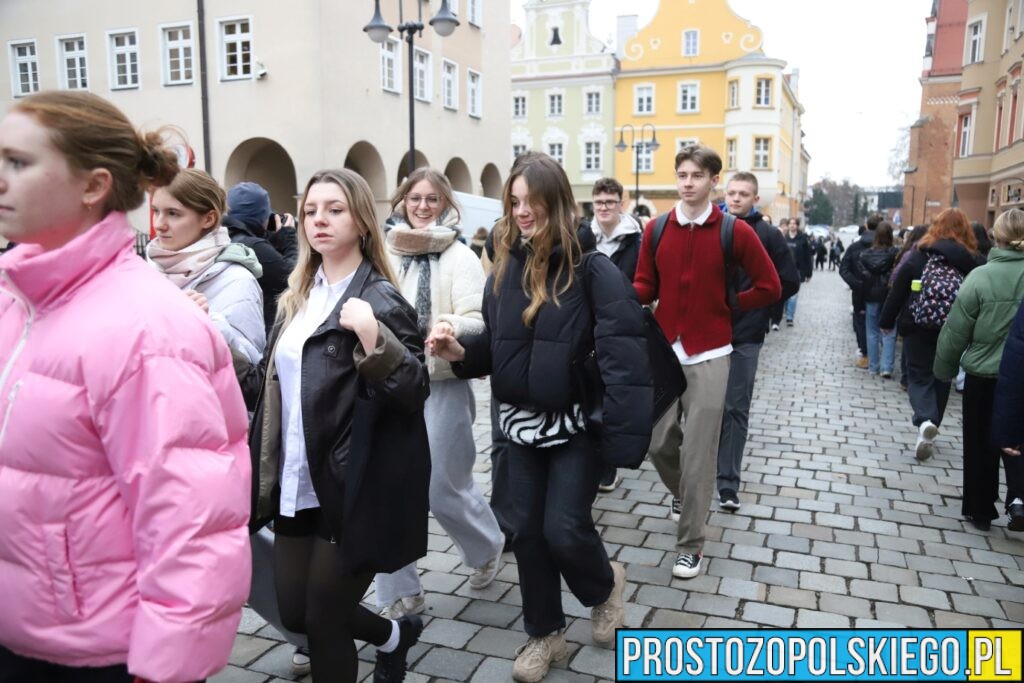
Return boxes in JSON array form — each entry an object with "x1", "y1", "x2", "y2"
[
  {"x1": 0, "y1": 646, "x2": 131, "y2": 683},
  {"x1": 274, "y1": 509, "x2": 391, "y2": 683}
]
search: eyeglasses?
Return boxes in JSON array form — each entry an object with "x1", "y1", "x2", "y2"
[
  {"x1": 593, "y1": 200, "x2": 620, "y2": 209},
  {"x1": 405, "y1": 194, "x2": 441, "y2": 207}
]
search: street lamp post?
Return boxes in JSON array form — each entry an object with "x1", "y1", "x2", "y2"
[
  {"x1": 615, "y1": 123, "x2": 660, "y2": 213},
  {"x1": 364, "y1": 0, "x2": 459, "y2": 180}
]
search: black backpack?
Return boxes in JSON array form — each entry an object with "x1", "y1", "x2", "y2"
[{"x1": 647, "y1": 210, "x2": 738, "y2": 307}]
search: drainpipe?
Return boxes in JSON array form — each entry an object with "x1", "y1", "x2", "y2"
[{"x1": 197, "y1": 0, "x2": 212, "y2": 173}]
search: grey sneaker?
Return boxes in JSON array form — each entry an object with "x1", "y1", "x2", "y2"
[
  {"x1": 591, "y1": 561, "x2": 626, "y2": 643},
  {"x1": 512, "y1": 632, "x2": 568, "y2": 682},
  {"x1": 469, "y1": 550, "x2": 503, "y2": 589},
  {"x1": 379, "y1": 593, "x2": 425, "y2": 620},
  {"x1": 915, "y1": 421, "x2": 938, "y2": 461}
]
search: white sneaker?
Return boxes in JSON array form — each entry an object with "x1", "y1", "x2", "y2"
[
  {"x1": 291, "y1": 646, "x2": 310, "y2": 676},
  {"x1": 379, "y1": 593, "x2": 425, "y2": 619},
  {"x1": 771, "y1": 323, "x2": 780, "y2": 332},
  {"x1": 469, "y1": 551, "x2": 503, "y2": 589},
  {"x1": 915, "y1": 421, "x2": 938, "y2": 461},
  {"x1": 513, "y1": 632, "x2": 568, "y2": 682},
  {"x1": 672, "y1": 552, "x2": 702, "y2": 579}
]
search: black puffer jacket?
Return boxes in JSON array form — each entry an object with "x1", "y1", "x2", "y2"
[
  {"x1": 249, "y1": 260, "x2": 431, "y2": 574},
  {"x1": 879, "y1": 239, "x2": 982, "y2": 336},
  {"x1": 857, "y1": 246, "x2": 899, "y2": 303},
  {"x1": 840, "y1": 230, "x2": 875, "y2": 309},
  {"x1": 731, "y1": 212, "x2": 800, "y2": 345},
  {"x1": 224, "y1": 215, "x2": 298, "y2": 331},
  {"x1": 992, "y1": 299, "x2": 1024, "y2": 448},
  {"x1": 454, "y1": 232, "x2": 653, "y2": 464},
  {"x1": 786, "y1": 231, "x2": 814, "y2": 280}
]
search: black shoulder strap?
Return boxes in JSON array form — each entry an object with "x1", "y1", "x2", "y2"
[
  {"x1": 650, "y1": 212, "x2": 672, "y2": 257},
  {"x1": 721, "y1": 212, "x2": 736, "y2": 276}
]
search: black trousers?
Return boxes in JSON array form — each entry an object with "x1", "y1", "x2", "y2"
[
  {"x1": 488, "y1": 393, "x2": 515, "y2": 537},
  {"x1": 853, "y1": 309, "x2": 867, "y2": 357},
  {"x1": 962, "y1": 374, "x2": 1024, "y2": 519},
  {"x1": 0, "y1": 646, "x2": 130, "y2": 683},
  {"x1": 508, "y1": 432, "x2": 613, "y2": 637},
  {"x1": 904, "y1": 331, "x2": 950, "y2": 427}
]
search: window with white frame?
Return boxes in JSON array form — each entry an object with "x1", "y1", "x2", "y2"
[
  {"x1": 162, "y1": 25, "x2": 193, "y2": 85},
  {"x1": 636, "y1": 145, "x2": 653, "y2": 173},
  {"x1": 678, "y1": 82, "x2": 699, "y2": 112},
  {"x1": 676, "y1": 138, "x2": 699, "y2": 153},
  {"x1": 381, "y1": 38, "x2": 400, "y2": 93},
  {"x1": 682, "y1": 29, "x2": 699, "y2": 57},
  {"x1": 634, "y1": 84, "x2": 654, "y2": 114},
  {"x1": 9, "y1": 41, "x2": 39, "y2": 96},
  {"x1": 755, "y1": 77, "x2": 772, "y2": 107},
  {"x1": 221, "y1": 18, "x2": 252, "y2": 79},
  {"x1": 413, "y1": 48, "x2": 431, "y2": 102},
  {"x1": 548, "y1": 92, "x2": 563, "y2": 117},
  {"x1": 468, "y1": 0, "x2": 482, "y2": 26},
  {"x1": 513, "y1": 95, "x2": 527, "y2": 118},
  {"x1": 959, "y1": 113, "x2": 973, "y2": 156},
  {"x1": 585, "y1": 90, "x2": 601, "y2": 115},
  {"x1": 1005, "y1": 1, "x2": 1014, "y2": 52},
  {"x1": 726, "y1": 139, "x2": 737, "y2": 169},
  {"x1": 513, "y1": 144, "x2": 527, "y2": 159},
  {"x1": 584, "y1": 141, "x2": 601, "y2": 171},
  {"x1": 754, "y1": 137, "x2": 771, "y2": 169},
  {"x1": 109, "y1": 31, "x2": 139, "y2": 89},
  {"x1": 728, "y1": 79, "x2": 739, "y2": 108},
  {"x1": 967, "y1": 20, "x2": 984, "y2": 63},
  {"x1": 442, "y1": 60, "x2": 457, "y2": 109},
  {"x1": 59, "y1": 36, "x2": 88, "y2": 90},
  {"x1": 467, "y1": 70, "x2": 481, "y2": 117},
  {"x1": 548, "y1": 142, "x2": 564, "y2": 165}
]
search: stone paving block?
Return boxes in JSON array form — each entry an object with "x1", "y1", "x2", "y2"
[
  {"x1": 421, "y1": 570, "x2": 468, "y2": 593},
  {"x1": 817, "y1": 593, "x2": 872, "y2": 618},
  {"x1": 921, "y1": 541, "x2": 971, "y2": 561},
  {"x1": 906, "y1": 554, "x2": 954, "y2": 575},
  {"x1": 599, "y1": 526, "x2": 647, "y2": 547},
  {"x1": 809, "y1": 540, "x2": 857, "y2": 561},
  {"x1": 870, "y1": 565, "x2": 919, "y2": 586},
  {"x1": 942, "y1": 530, "x2": 991, "y2": 550},
  {"x1": 238, "y1": 608, "x2": 269, "y2": 636},
  {"x1": 951, "y1": 594, "x2": 1006, "y2": 619},
  {"x1": 919, "y1": 572, "x2": 973, "y2": 595},
  {"x1": 421, "y1": 618, "x2": 484, "y2": 649},
  {"x1": 951, "y1": 561, "x2": 1006, "y2": 583},
  {"x1": 210, "y1": 666, "x2": 272, "y2": 683},
  {"x1": 249, "y1": 644, "x2": 302, "y2": 680},
  {"x1": 877, "y1": 549, "x2": 908, "y2": 568},
  {"x1": 648, "y1": 608, "x2": 707, "y2": 628},
  {"x1": 742, "y1": 602, "x2": 795, "y2": 627},
  {"x1": 796, "y1": 609, "x2": 851, "y2": 628},
  {"x1": 635, "y1": 585, "x2": 687, "y2": 610},
  {"x1": 858, "y1": 518, "x2": 899, "y2": 536},
  {"x1": 469, "y1": 657, "x2": 515, "y2": 683},
  {"x1": 454, "y1": 579, "x2": 513, "y2": 602},
  {"x1": 767, "y1": 534, "x2": 811, "y2": 553},
  {"x1": 973, "y1": 580, "x2": 1024, "y2": 602},
  {"x1": 816, "y1": 514, "x2": 855, "y2": 531},
  {"x1": 570, "y1": 646, "x2": 615, "y2": 678},
  {"x1": 855, "y1": 619, "x2": 906, "y2": 629},
  {"x1": 721, "y1": 530, "x2": 768, "y2": 547},
  {"x1": 767, "y1": 586, "x2": 817, "y2": 609},
  {"x1": 969, "y1": 548, "x2": 1020, "y2": 569},
  {"x1": 683, "y1": 593, "x2": 740, "y2": 617},
  {"x1": 718, "y1": 577, "x2": 767, "y2": 601},
  {"x1": 414, "y1": 647, "x2": 485, "y2": 681},
  {"x1": 729, "y1": 544, "x2": 774, "y2": 564},
  {"x1": 459, "y1": 601, "x2": 521, "y2": 628},
  {"x1": 753, "y1": 566, "x2": 799, "y2": 588},
  {"x1": 616, "y1": 546, "x2": 665, "y2": 567},
  {"x1": 934, "y1": 611, "x2": 990, "y2": 628},
  {"x1": 229, "y1": 635, "x2": 278, "y2": 668},
  {"x1": 874, "y1": 603, "x2": 932, "y2": 627},
  {"x1": 775, "y1": 551, "x2": 821, "y2": 572},
  {"x1": 798, "y1": 572, "x2": 847, "y2": 594},
  {"x1": 707, "y1": 558, "x2": 754, "y2": 580}
]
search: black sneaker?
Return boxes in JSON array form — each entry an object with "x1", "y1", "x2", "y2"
[
  {"x1": 597, "y1": 467, "x2": 622, "y2": 493},
  {"x1": 786, "y1": 320, "x2": 794, "y2": 327},
  {"x1": 1008, "y1": 499, "x2": 1024, "y2": 532},
  {"x1": 374, "y1": 614, "x2": 423, "y2": 683},
  {"x1": 719, "y1": 489, "x2": 741, "y2": 511},
  {"x1": 966, "y1": 515, "x2": 991, "y2": 532},
  {"x1": 671, "y1": 552, "x2": 702, "y2": 579},
  {"x1": 669, "y1": 496, "x2": 681, "y2": 522}
]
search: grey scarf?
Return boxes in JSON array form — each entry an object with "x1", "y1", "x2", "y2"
[{"x1": 386, "y1": 222, "x2": 459, "y2": 338}]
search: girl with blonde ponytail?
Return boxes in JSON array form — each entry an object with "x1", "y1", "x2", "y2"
[
  {"x1": 935, "y1": 208, "x2": 1024, "y2": 532},
  {"x1": 248, "y1": 168, "x2": 431, "y2": 682}
]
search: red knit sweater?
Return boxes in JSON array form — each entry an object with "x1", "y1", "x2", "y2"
[{"x1": 633, "y1": 204, "x2": 781, "y2": 356}]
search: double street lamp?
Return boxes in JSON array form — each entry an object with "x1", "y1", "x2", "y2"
[
  {"x1": 364, "y1": 0, "x2": 459, "y2": 180},
  {"x1": 615, "y1": 123, "x2": 660, "y2": 213}
]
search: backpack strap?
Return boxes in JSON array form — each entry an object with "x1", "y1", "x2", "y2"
[
  {"x1": 649, "y1": 212, "x2": 672, "y2": 257},
  {"x1": 721, "y1": 212, "x2": 738, "y2": 309}
]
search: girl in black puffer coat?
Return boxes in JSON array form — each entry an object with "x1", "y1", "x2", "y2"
[
  {"x1": 858, "y1": 221, "x2": 900, "y2": 377},
  {"x1": 431, "y1": 153, "x2": 653, "y2": 682}
]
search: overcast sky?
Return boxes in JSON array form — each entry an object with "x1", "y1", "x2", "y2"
[{"x1": 511, "y1": 0, "x2": 933, "y2": 188}]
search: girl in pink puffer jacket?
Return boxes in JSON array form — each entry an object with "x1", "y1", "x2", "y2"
[{"x1": 0, "y1": 92, "x2": 251, "y2": 682}]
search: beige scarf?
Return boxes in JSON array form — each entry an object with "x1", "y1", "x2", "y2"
[{"x1": 147, "y1": 226, "x2": 232, "y2": 288}]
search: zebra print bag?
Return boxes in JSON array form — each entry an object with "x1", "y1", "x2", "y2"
[{"x1": 497, "y1": 402, "x2": 586, "y2": 448}]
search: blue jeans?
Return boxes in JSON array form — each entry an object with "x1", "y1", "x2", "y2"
[
  {"x1": 865, "y1": 302, "x2": 896, "y2": 374},
  {"x1": 784, "y1": 294, "x2": 798, "y2": 321}
]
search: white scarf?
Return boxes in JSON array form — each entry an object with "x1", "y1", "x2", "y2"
[{"x1": 147, "y1": 226, "x2": 231, "y2": 288}]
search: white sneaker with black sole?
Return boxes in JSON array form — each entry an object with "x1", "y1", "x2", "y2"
[
  {"x1": 669, "y1": 496, "x2": 681, "y2": 522},
  {"x1": 672, "y1": 552, "x2": 702, "y2": 579}
]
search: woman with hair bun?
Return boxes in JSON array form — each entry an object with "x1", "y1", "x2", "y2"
[{"x1": 0, "y1": 91, "x2": 251, "y2": 681}]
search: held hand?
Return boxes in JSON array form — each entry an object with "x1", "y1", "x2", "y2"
[
  {"x1": 426, "y1": 321, "x2": 455, "y2": 344},
  {"x1": 427, "y1": 327, "x2": 466, "y2": 362},
  {"x1": 1003, "y1": 447, "x2": 1022, "y2": 457},
  {"x1": 184, "y1": 289, "x2": 210, "y2": 314},
  {"x1": 339, "y1": 298, "x2": 380, "y2": 353}
]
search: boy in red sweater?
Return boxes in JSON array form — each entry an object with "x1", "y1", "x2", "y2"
[{"x1": 633, "y1": 145, "x2": 780, "y2": 579}]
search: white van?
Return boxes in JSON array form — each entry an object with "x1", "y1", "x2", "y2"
[{"x1": 453, "y1": 191, "x2": 503, "y2": 240}]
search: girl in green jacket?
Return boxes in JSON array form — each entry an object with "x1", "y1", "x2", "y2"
[{"x1": 935, "y1": 209, "x2": 1024, "y2": 531}]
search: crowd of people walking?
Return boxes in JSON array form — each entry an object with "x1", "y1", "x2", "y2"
[{"x1": 1, "y1": 90, "x2": 1022, "y2": 683}]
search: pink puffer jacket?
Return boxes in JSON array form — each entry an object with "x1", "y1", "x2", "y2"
[{"x1": 0, "y1": 213, "x2": 251, "y2": 682}]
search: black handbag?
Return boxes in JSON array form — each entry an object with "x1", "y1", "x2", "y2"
[{"x1": 572, "y1": 257, "x2": 686, "y2": 435}]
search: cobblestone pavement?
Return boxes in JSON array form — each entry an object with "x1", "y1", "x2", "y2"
[{"x1": 215, "y1": 269, "x2": 1024, "y2": 683}]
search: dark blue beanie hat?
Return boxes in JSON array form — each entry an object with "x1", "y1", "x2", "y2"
[{"x1": 227, "y1": 182, "x2": 272, "y2": 228}]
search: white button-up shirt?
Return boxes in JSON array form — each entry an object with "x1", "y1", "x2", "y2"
[
  {"x1": 275, "y1": 266, "x2": 355, "y2": 517},
  {"x1": 670, "y1": 200, "x2": 733, "y2": 366}
]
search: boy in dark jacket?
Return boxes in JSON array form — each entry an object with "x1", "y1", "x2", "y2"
[
  {"x1": 840, "y1": 214, "x2": 883, "y2": 366},
  {"x1": 589, "y1": 177, "x2": 643, "y2": 493},
  {"x1": 716, "y1": 172, "x2": 799, "y2": 511},
  {"x1": 782, "y1": 218, "x2": 813, "y2": 326},
  {"x1": 634, "y1": 146, "x2": 780, "y2": 579}
]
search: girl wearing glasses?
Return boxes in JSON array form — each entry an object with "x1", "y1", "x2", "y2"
[
  {"x1": 248, "y1": 169, "x2": 431, "y2": 682},
  {"x1": 430, "y1": 153, "x2": 653, "y2": 682},
  {"x1": 374, "y1": 168, "x2": 506, "y2": 619}
]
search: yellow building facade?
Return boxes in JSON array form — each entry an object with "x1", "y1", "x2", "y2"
[{"x1": 614, "y1": 0, "x2": 809, "y2": 219}]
